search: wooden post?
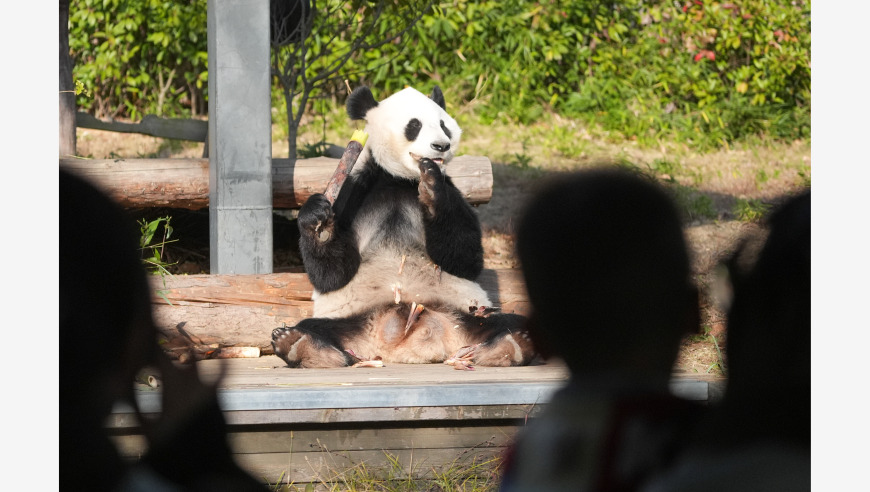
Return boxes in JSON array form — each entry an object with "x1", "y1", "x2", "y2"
[{"x1": 207, "y1": 0, "x2": 273, "y2": 274}]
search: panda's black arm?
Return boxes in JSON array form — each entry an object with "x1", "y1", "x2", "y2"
[
  {"x1": 299, "y1": 233, "x2": 361, "y2": 293},
  {"x1": 423, "y1": 179, "x2": 485, "y2": 281},
  {"x1": 297, "y1": 194, "x2": 362, "y2": 293}
]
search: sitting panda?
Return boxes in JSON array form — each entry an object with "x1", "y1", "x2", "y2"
[{"x1": 271, "y1": 85, "x2": 537, "y2": 368}]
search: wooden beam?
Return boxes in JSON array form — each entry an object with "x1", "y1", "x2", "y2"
[
  {"x1": 150, "y1": 268, "x2": 528, "y2": 351},
  {"x1": 59, "y1": 155, "x2": 494, "y2": 209},
  {"x1": 76, "y1": 112, "x2": 208, "y2": 142},
  {"x1": 111, "y1": 429, "x2": 511, "y2": 485}
]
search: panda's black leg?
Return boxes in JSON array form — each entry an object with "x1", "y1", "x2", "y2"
[
  {"x1": 270, "y1": 323, "x2": 355, "y2": 368},
  {"x1": 457, "y1": 313, "x2": 537, "y2": 367},
  {"x1": 471, "y1": 330, "x2": 537, "y2": 367}
]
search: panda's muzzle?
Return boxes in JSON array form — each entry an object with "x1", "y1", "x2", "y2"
[{"x1": 430, "y1": 142, "x2": 450, "y2": 152}]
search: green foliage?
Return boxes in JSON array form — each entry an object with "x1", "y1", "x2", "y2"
[
  {"x1": 68, "y1": 0, "x2": 810, "y2": 149},
  {"x1": 269, "y1": 0, "x2": 435, "y2": 158},
  {"x1": 69, "y1": 0, "x2": 208, "y2": 119},
  {"x1": 297, "y1": 140, "x2": 330, "y2": 159},
  {"x1": 511, "y1": 139, "x2": 533, "y2": 168},
  {"x1": 670, "y1": 186, "x2": 718, "y2": 222},
  {"x1": 74, "y1": 79, "x2": 91, "y2": 97},
  {"x1": 348, "y1": 0, "x2": 811, "y2": 148},
  {"x1": 139, "y1": 215, "x2": 177, "y2": 275},
  {"x1": 732, "y1": 197, "x2": 771, "y2": 222},
  {"x1": 797, "y1": 165, "x2": 811, "y2": 188},
  {"x1": 649, "y1": 158, "x2": 683, "y2": 183}
]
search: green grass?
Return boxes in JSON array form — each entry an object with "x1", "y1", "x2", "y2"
[
  {"x1": 268, "y1": 451, "x2": 503, "y2": 492},
  {"x1": 732, "y1": 198, "x2": 771, "y2": 223},
  {"x1": 285, "y1": 102, "x2": 809, "y2": 230}
]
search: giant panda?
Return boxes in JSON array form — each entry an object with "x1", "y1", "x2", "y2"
[{"x1": 271, "y1": 85, "x2": 537, "y2": 368}]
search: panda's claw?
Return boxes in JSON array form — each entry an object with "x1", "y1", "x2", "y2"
[
  {"x1": 418, "y1": 158, "x2": 442, "y2": 217},
  {"x1": 346, "y1": 349, "x2": 384, "y2": 368},
  {"x1": 469, "y1": 305, "x2": 499, "y2": 317},
  {"x1": 418, "y1": 157, "x2": 442, "y2": 176},
  {"x1": 404, "y1": 302, "x2": 425, "y2": 335},
  {"x1": 271, "y1": 326, "x2": 305, "y2": 367},
  {"x1": 445, "y1": 343, "x2": 480, "y2": 371}
]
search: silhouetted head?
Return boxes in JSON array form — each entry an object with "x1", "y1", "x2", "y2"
[
  {"x1": 516, "y1": 167, "x2": 696, "y2": 377},
  {"x1": 59, "y1": 169, "x2": 158, "y2": 423},
  {"x1": 718, "y1": 190, "x2": 810, "y2": 446}
]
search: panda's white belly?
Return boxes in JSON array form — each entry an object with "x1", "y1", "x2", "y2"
[{"x1": 312, "y1": 251, "x2": 492, "y2": 318}]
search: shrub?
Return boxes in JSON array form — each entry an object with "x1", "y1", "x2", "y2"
[
  {"x1": 358, "y1": 0, "x2": 810, "y2": 148},
  {"x1": 68, "y1": 0, "x2": 810, "y2": 148},
  {"x1": 69, "y1": 0, "x2": 208, "y2": 119},
  {"x1": 733, "y1": 197, "x2": 771, "y2": 222}
]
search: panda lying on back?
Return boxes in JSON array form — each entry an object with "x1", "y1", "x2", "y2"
[{"x1": 271, "y1": 85, "x2": 537, "y2": 369}]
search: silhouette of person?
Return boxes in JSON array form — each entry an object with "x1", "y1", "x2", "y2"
[
  {"x1": 499, "y1": 167, "x2": 704, "y2": 492},
  {"x1": 640, "y1": 190, "x2": 810, "y2": 492},
  {"x1": 59, "y1": 169, "x2": 267, "y2": 491}
]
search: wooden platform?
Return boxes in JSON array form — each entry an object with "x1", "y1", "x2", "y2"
[{"x1": 108, "y1": 356, "x2": 724, "y2": 485}]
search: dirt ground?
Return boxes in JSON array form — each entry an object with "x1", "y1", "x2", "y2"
[{"x1": 74, "y1": 128, "x2": 810, "y2": 378}]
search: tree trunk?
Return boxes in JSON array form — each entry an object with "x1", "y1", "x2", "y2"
[
  {"x1": 285, "y1": 85, "x2": 298, "y2": 161},
  {"x1": 59, "y1": 0, "x2": 76, "y2": 157}
]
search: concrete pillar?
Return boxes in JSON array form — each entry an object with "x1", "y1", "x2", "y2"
[{"x1": 207, "y1": 0, "x2": 273, "y2": 274}]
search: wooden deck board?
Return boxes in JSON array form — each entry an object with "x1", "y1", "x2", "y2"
[
  {"x1": 112, "y1": 356, "x2": 720, "y2": 423},
  {"x1": 197, "y1": 356, "x2": 571, "y2": 387},
  {"x1": 109, "y1": 356, "x2": 724, "y2": 485}
]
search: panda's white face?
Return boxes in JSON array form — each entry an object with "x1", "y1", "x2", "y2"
[{"x1": 357, "y1": 87, "x2": 462, "y2": 180}]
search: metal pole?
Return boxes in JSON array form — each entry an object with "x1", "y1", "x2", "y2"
[{"x1": 207, "y1": 0, "x2": 273, "y2": 274}]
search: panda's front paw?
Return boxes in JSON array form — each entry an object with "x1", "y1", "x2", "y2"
[
  {"x1": 418, "y1": 158, "x2": 444, "y2": 217},
  {"x1": 298, "y1": 193, "x2": 335, "y2": 243}
]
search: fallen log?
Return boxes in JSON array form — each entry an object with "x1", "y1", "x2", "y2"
[
  {"x1": 59, "y1": 155, "x2": 494, "y2": 210},
  {"x1": 150, "y1": 268, "x2": 530, "y2": 353}
]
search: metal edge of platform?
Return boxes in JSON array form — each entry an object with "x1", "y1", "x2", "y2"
[{"x1": 113, "y1": 378, "x2": 712, "y2": 415}]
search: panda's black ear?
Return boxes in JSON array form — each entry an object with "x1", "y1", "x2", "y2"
[
  {"x1": 430, "y1": 86, "x2": 446, "y2": 110},
  {"x1": 347, "y1": 86, "x2": 378, "y2": 120}
]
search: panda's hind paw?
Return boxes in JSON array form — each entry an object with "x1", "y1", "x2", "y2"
[
  {"x1": 445, "y1": 344, "x2": 480, "y2": 371},
  {"x1": 469, "y1": 305, "x2": 499, "y2": 318}
]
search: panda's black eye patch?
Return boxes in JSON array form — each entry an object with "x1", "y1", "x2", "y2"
[
  {"x1": 440, "y1": 120, "x2": 452, "y2": 140},
  {"x1": 404, "y1": 118, "x2": 422, "y2": 141}
]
